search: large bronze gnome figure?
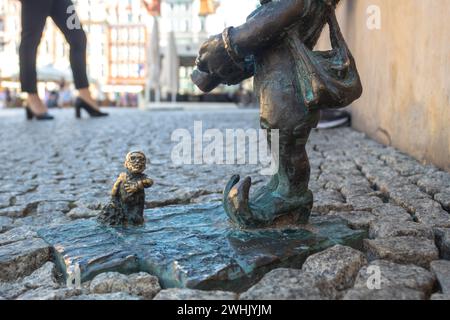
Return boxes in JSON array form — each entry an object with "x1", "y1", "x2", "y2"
[{"x1": 192, "y1": 0, "x2": 362, "y2": 228}]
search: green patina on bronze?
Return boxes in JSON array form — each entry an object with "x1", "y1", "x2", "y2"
[
  {"x1": 192, "y1": 0, "x2": 362, "y2": 228},
  {"x1": 38, "y1": 203, "x2": 366, "y2": 292}
]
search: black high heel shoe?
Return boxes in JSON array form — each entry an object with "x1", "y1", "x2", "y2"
[
  {"x1": 75, "y1": 97, "x2": 108, "y2": 118},
  {"x1": 25, "y1": 106, "x2": 54, "y2": 121}
]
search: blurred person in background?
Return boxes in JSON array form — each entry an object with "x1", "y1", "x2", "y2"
[
  {"x1": 46, "y1": 90, "x2": 59, "y2": 109},
  {"x1": 0, "y1": 88, "x2": 13, "y2": 108},
  {"x1": 58, "y1": 79, "x2": 74, "y2": 108},
  {"x1": 0, "y1": 89, "x2": 6, "y2": 109},
  {"x1": 18, "y1": 0, "x2": 108, "y2": 120}
]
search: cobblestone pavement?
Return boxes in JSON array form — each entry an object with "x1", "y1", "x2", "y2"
[{"x1": 0, "y1": 108, "x2": 449, "y2": 300}]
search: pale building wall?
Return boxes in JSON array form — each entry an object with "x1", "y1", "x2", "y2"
[{"x1": 330, "y1": 0, "x2": 450, "y2": 171}]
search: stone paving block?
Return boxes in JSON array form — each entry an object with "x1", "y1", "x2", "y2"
[
  {"x1": 343, "y1": 287, "x2": 425, "y2": 300},
  {"x1": 89, "y1": 271, "x2": 161, "y2": 299},
  {"x1": 430, "y1": 260, "x2": 450, "y2": 294},
  {"x1": 434, "y1": 228, "x2": 450, "y2": 260},
  {"x1": 20, "y1": 262, "x2": 59, "y2": 291},
  {"x1": 239, "y1": 268, "x2": 336, "y2": 300},
  {"x1": 127, "y1": 272, "x2": 161, "y2": 299},
  {"x1": 353, "y1": 260, "x2": 435, "y2": 295},
  {"x1": 320, "y1": 161, "x2": 358, "y2": 172},
  {"x1": 0, "y1": 194, "x2": 11, "y2": 209},
  {"x1": 417, "y1": 171, "x2": 450, "y2": 196},
  {"x1": 68, "y1": 292, "x2": 140, "y2": 300},
  {"x1": 369, "y1": 220, "x2": 434, "y2": 240},
  {"x1": 430, "y1": 293, "x2": 450, "y2": 300},
  {"x1": 346, "y1": 196, "x2": 384, "y2": 212},
  {"x1": 0, "y1": 205, "x2": 28, "y2": 218},
  {"x1": 0, "y1": 184, "x2": 36, "y2": 196},
  {"x1": 73, "y1": 194, "x2": 109, "y2": 211},
  {"x1": 388, "y1": 185, "x2": 430, "y2": 213},
  {"x1": 302, "y1": 245, "x2": 367, "y2": 290},
  {"x1": 313, "y1": 190, "x2": 352, "y2": 213},
  {"x1": 364, "y1": 236, "x2": 439, "y2": 268},
  {"x1": 17, "y1": 288, "x2": 83, "y2": 300},
  {"x1": 0, "y1": 238, "x2": 51, "y2": 281},
  {"x1": 371, "y1": 204, "x2": 413, "y2": 223},
  {"x1": 0, "y1": 282, "x2": 25, "y2": 300},
  {"x1": 435, "y1": 191, "x2": 450, "y2": 211},
  {"x1": 0, "y1": 226, "x2": 38, "y2": 247},
  {"x1": 36, "y1": 201, "x2": 71, "y2": 215},
  {"x1": 66, "y1": 206, "x2": 99, "y2": 220},
  {"x1": 14, "y1": 212, "x2": 71, "y2": 231},
  {"x1": 0, "y1": 262, "x2": 59, "y2": 300},
  {"x1": 0, "y1": 217, "x2": 13, "y2": 234},
  {"x1": 89, "y1": 272, "x2": 130, "y2": 294},
  {"x1": 334, "y1": 211, "x2": 376, "y2": 230},
  {"x1": 392, "y1": 160, "x2": 427, "y2": 177},
  {"x1": 360, "y1": 165, "x2": 397, "y2": 187},
  {"x1": 414, "y1": 199, "x2": 450, "y2": 228},
  {"x1": 155, "y1": 289, "x2": 237, "y2": 300},
  {"x1": 340, "y1": 184, "x2": 373, "y2": 199},
  {"x1": 371, "y1": 173, "x2": 404, "y2": 194}
]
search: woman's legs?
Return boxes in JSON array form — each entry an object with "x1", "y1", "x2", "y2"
[
  {"x1": 50, "y1": 0, "x2": 100, "y2": 110},
  {"x1": 19, "y1": 0, "x2": 53, "y2": 114}
]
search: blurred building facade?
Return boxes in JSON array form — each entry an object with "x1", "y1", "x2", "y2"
[
  {"x1": 0, "y1": 0, "x2": 21, "y2": 82},
  {"x1": 0, "y1": 0, "x2": 222, "y2": 97}
]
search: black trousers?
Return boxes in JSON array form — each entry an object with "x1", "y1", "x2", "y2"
[{"x1": 19, "y1": 0, "x2": 89, "y2": 93}]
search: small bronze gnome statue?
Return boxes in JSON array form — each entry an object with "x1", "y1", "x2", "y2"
[{"x1": 99, "y1": 151, "x2": 154, "y2": 226}]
